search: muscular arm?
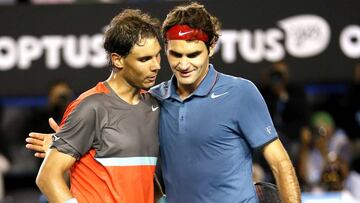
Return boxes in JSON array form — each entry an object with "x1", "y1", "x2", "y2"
[
  {"x1": 36, "y1": 148, "x2": 76, "y2": 203},
  {"x1": 263, "y1": 139, "x2": 301, "y2": 203}
]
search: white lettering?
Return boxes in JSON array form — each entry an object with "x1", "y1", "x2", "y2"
[
  {"x1": 340, "y1": 25, "x2": 360, "y2": 58},
  {"x1": 0, "y1": 34, "x2": 108, "y2": 70},
  {"x1": 278, "y1": 14, "x2": 330, "y2": 58},
  {"x1": 238, "y1": 29, "x2": 264, "y2": 63},
  {"x1": 42, "y1": 36, "x2": 63, "y2": 69},
  {"x1": 264, "y1": 28, "x2": 285, "y2": 61},
  {"x1": 90, "y1": 34, "x2": 107, "y2": 68},
  {"x1": 18, "y1": 36, "x2": 42, "y2": 69},
  {"x1": 63, "y1": 35, "x2": 90, "y2": 69},
  {"x1": 0, "y1": 37, "x2": 16, "y2": 71},
  {"x1": 218, "y1": 31, "x2": 238, "y2": 63}
]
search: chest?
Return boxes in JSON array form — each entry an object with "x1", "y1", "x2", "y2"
[
  {"x1": 159, "y1": 95, "x2": 241, "y2": 147},
  {"x1": 96, "y1": 100, "x2": 160, "y2": 157}
]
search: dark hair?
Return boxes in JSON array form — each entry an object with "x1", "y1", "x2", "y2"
[
  {"x1": 104, "y1": 9, "x2": 161, "y2": 58},
  {"x1": 162, "y1": 2, "x2": 221, "y2": 49}
]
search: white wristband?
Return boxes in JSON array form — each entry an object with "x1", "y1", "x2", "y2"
[{"x1": 65, "y1": 198, "x2": 78, "y2": 203}]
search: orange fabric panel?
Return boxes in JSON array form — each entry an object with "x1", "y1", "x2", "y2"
[{"x1": 70, "y1": 150, "x2": 155, "y2": 203}]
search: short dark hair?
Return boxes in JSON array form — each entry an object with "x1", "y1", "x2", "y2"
[
  {"x1": 162, "y1": 2, "x2": 221, "y2": 48},
  {"x1": 104, "y1": 9, "x2": 161, "y2": 58}
]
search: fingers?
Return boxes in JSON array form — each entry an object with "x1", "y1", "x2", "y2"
[
  {"x1": 25, "y1": 137, "x2": 44, "y2": 146},
  {"x1": 29, "y1": 132, "x2": 46, "y2": 140},
  {"x1": 26, "y1": 118, "x2": 59, "y2": 159},
  {"x1": 26, "y1": 132, "x2": 50, "y2": 159},
  {"x1": 34, "y1": 152, "x2": 46, "y2": 159},
  {"x1": 25, "y1": 143, "x2": 45, "y2": 152},
  {"x1": 49, "y1": 117, "x2": 60, "y2": 133},
  {"x1": 26, "y1": 133, "x2": 49, "y2": 152}
]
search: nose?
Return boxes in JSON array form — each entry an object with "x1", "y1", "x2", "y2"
[
  {"x1": 177, "y1": 57, "x2": 190, "y2": 70},
  {"x1": 151, "y1": 56, "x2": 161, "y2": 71}
]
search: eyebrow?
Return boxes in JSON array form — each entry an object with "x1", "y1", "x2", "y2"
[
  {"x1": 137, "y1": 49, "x2": 162, "y2": 60},
  {"x1": 169, "y1": 50, "x2": 202, "y2": 57}
]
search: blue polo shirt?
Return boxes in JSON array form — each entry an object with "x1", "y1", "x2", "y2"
[{"x1": 150, "y1": 65, "x2": 278, "y2": 203}]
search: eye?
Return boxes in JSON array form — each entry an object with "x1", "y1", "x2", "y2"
[
  {"x1": 187, "y1": 52, "x2": 201, "y2": 58},
  {"x1": 138, "y1": 56, "x2": 151, "y2": 62},
  {"x1": 169, "y1": 51, "x2": 182, "y2": 58}
]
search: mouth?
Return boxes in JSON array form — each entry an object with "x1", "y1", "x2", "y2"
[
  {"x1": 147, "y1": 75, "x2": 157, "y2": 82},
  {"x1": 177, "y1": 70, "x2": 193, "y2": 78}
]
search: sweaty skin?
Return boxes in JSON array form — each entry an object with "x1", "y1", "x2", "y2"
[{"x1": 263, "y1": 139, "x2": 301, "y2": 203}]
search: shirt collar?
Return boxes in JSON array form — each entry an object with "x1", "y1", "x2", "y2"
[{"x1": 166, "y1": 64, "x2": 218, "y2": 100}]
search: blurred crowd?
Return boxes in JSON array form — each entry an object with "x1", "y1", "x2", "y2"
[
  {"x1": 0, "y1": 81, "x2": 74, "y2": 202},
  {"x1": 253, "y1": 61, "x2": 360, "y2": 200}
]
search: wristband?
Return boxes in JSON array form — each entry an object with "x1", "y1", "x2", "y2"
[{"x1": 65, "y1": 198, "x2": 78, "y2": 203}]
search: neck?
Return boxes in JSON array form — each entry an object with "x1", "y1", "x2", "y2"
[
  {"x1": 176, "y1": 65, "x2": 210, "y2": 100},
  {"x1": 106, "y1": 69, "x2": 141, "y2": 105},
  {"x1": 176, "y1": 85, "x2": 195, "y2": 100}
]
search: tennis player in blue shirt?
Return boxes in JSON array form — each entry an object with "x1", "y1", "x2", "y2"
[
  {"x1": 149, "y1": 2, "x2": 300, "y2": 203},
  {"x1": 26, "y1": 2, "x2": 301, "y2": 203}
]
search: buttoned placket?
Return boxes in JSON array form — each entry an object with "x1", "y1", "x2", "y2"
[{"x1": 178, "y1": 100, "x2": 187, "y2": 135}]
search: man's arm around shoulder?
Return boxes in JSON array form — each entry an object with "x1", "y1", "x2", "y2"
[
  {"x1": 263, "y1": 138, "x2": 301, "y2": 203},
  {"x1": 36, "y1": 148, "x2": 76, "y2": 203}
]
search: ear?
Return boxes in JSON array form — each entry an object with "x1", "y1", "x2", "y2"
[
  {"x1": 111, "y1": 53, "x2": 124, "y2": 69},
  {"x1": 208, "y1": 43, "x2": 216, "y2": 57}
]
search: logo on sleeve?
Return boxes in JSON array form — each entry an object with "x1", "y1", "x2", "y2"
[
  {"x1": 52, "y1": 134, "x2": 61, "y2": 142},
  {"x1": 152, "y1": 105, "x2": 159, "y2": 111},
  {"x1": 265, "y1": 126, "x2": 272, "y2": 134}
]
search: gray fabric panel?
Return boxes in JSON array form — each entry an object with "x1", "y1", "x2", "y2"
[{"x1": 52, "y1": 82, "x2": 159, "y2": 159}]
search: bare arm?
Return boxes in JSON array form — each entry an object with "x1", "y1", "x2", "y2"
[
  {"x1": 263, "y1": 138, "x2": 301, "y2": 203},
  {"x1": 36, "y1": 148, "x2": 76, "y2": 203}
]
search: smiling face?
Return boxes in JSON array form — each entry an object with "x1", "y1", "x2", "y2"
[
  {"x1": 166, "y1": 39, "x2": 214, "y2": 94},
  {"x1": 118, "y1": 37, "x2": 161, "y2": 90}
]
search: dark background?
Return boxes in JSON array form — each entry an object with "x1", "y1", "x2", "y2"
[{"x1": 0, "y1": 0, "x2": 359, "y2": 97}]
